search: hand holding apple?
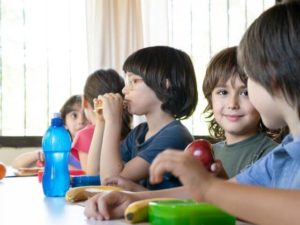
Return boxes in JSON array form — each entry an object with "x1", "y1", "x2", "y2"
[{"x1": 184, "y1": 139, "x2": 214, "y2": 171}]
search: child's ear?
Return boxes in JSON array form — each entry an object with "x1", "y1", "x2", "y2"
[{"x1": 82, "y1": 97, "x2": 89, "y2": 109}]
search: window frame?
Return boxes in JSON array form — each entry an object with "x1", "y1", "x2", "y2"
[{"x1": 0, "y1": 136, "x2": 42, "y2": 147}]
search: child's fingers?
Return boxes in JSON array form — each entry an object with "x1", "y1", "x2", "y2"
[
  {"x1": 102, "y1": 177, "x2": 119, "y2": 186},
  {"x1": 150, "y1": 150, "x2": 182, "y2": 184},
  {"x1": 211, "y1": 160, "x2": 228, "y2": 179},
  {"x1": 95, "y1": 191, "x2": 127, "y2": 220},
  {"x1": 37, "y1": 151, "x2": 44, "y2": 162},
  {"x1": 84, "y1": 194, "x2": 105, "y2": 220}
]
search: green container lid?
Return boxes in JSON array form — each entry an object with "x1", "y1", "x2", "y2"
[{"x1": 149, "y1": 199, "x2": 235, "y2": 225}]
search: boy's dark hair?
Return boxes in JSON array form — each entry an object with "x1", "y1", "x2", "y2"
[
  {"x1": 123, "y1": 46, "x2": 198, "y2": 120},
  {"x1": 276, "y1": 0, "x2": 300, "y2": 4},
  {"x1": 238, "y1": 2, "x2": 300, "y2": 120},
  {"x1": 203, "y1": 46, "x2": 282, "y2": 140},
  {"x1": 60, "y1": 95, "x2": 82, "y2": 124},
  {"x1": 84, "y1": 69, "x2": 132, "y2": 139}
]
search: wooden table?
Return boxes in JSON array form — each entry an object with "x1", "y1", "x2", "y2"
[{"x1": 0, "y1": 176, "x2": 253, "y2": 225}]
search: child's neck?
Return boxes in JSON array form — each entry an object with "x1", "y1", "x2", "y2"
[
  {"x1": 225, "y1": 131, "x2": 259, "y2": 145},
  {"x1": 145, "y1": 112, "x2": 175, "y2": 140}
]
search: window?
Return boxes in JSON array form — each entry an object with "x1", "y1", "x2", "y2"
[
  {"x1": 0, "y1": 0, "x2": 274, "y2": 138},
  {"x1": 0, "y1": 0, "x2": 88, "y2": 136}
]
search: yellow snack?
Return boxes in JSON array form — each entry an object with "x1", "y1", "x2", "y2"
[
  {"x1": 124, "y1": 198, "x2": 177, "y2": 224},
  {"x1": 65, "y1": 185, "x2": 123, "y2": 203}
]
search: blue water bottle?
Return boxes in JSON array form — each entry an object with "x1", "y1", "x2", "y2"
[{"x1": 42, "y1": 112, "x2": 72, "y2": 197}]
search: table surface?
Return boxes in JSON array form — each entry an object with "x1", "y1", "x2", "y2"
[{"x1": 0, "y1": 175, "x2": 253, "y2": 225}]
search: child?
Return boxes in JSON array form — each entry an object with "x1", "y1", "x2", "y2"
[
  {"x1": 84, "y1": 3, "x2": 300, "y2": 223},
  {"x1": 60, "y1": 95, "x2": 89, "y2": 139},
  {"x1": 71, "y1": 69, "x2": 131, "y2": 172},
  {"x1": 12, "y1": 95, "x2": 88, "y2": 169},
  {"x1": 94, "y1": 46, "x2": 198, "y2": 190},
  {"x1": 203, "y1": 46, "x2": 278, "y2": 178}
]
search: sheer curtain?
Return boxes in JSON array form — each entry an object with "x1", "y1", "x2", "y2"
[
  {"x1": 140, "y1": 0, "x2": 274, "y2": 135},
  {"x1": 85, "y1": 0, "x2": 143, "y2": 74},
  {"x1": 0, "y1": 0, "x2": 88, "y2": 136},
  {"x1": 0, "y1": 0, "x2": 275, "y2": 137},
  {"x1": 86, "y1": 0, "x2": 145, "y2": 126}
]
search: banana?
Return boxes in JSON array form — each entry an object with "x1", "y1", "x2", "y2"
[
  {"x1": 124, "y1": 198, "x2": 176, "y2": 224},
  {"x1": 65, "y1": 185, "x2": 123, "y2": 203}
]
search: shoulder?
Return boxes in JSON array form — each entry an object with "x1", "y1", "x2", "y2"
[
  {"x1": 71, "y1": 124, "x2": 95, "y2": 151},
  {"x1": 233, "y1": 133, "x2": 278, "y2": 153},
  {"x1": 160, "y1": 120, "x2": 191, "y2": 135},
  {"x1": 131, "y1": 122, "x2": 148, "y2": 132},
  {"x1": 258, "y1": 132, "x2": 278, "y2": 145},
  {"x1": 126, "y1": 122, "x2": 148, "y2": 138},
  {"x1": 254, "y1": 133, "x2": 278, "y2": 155},
  {"x1": 213, "y1": 141, "x2": 225, "y2": 150},
  {"x1": 147, "y1": 121, "x2": 193, "y2": 148},
  {"x1": 76, "y1": 124, "x2": 95, "y2": 136}
]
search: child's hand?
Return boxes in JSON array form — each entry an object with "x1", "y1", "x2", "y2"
[
  {"x1": 149, "y1": 149, "x2": 214, "y2": 201},
  {"x1": 103, "y1": 176, "x2": 148, "y2": 192},
  {"x1": 99, "y1": 93, "x2": 123, "y2": 123},
  {"x1": 84, "y1": 191, "x2": 139, "y2": 220},
  {"x1": 36, "y1": 151, "x2": 44, "y2": 167},
  {"x1": 93, "y1": 97, "x2": 104, "y2": 121},
  {"x1": 210, "y1": 159, "x2": 229, "y2": 179}
]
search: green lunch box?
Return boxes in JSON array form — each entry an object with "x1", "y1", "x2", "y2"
[{"x1": 149, "y1": 199, "x2": 235, "y2": 225}]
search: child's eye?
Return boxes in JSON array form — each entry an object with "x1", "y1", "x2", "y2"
[
  {"x1": 240, "y1": 89, "x2": 248, "y2": 96},
  {"x1": 217, "y1": 90, "x2": 228, "y2": 95},
  {"x1": 71, "y1": 112, "x2": 78, "y2": 119},
  {"x1": 131, "y1": 79, "x2": 139, "y2": 84}
]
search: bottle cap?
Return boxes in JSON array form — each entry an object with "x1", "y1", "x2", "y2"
[
  {"x1": 53, "y1": 112, "x2": 61, "y2": 118},
  {"x1": 51, "y1": 112, "x2": 63, "y2": 126}
]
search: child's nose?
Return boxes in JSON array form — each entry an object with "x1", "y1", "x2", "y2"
[
  {"x1": 122, "y1": 85, "x2": 129, "y2": 95},
  {"x1": 227, "y1": 95, "x2": 239, "y2": 109}
]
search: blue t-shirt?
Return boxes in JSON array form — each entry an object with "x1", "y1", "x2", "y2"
[
  {"x1": 236, "y1": 134, "x2": 300, "y2": 189},
  {"x1": 121, "y1": 120, "x2": 193, "y2": 190}
]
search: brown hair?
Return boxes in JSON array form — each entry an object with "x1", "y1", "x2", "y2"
[
  {"x1": 203, "y1": 46, "x2": 282, "y2": 141},
  {"x1": 84, "y1": 69, "x2": 132, "y2": 139},
  {"x1": 238, "y1": 2, "x2": 300, "y2": 121},
  {"x1": 60, "y1": 95, "x2": 82, "y2": 124}
]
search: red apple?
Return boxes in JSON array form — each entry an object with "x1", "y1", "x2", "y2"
[{"x1": 184, "y1": 139, "x2": 214, "y2": 171}]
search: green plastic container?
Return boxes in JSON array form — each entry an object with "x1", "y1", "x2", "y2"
[{"x1": 149, "y1": 200, "x2": 235, "y2": 225}]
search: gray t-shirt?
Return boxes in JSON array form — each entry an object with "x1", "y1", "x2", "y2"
[{"x1": 213, "y1": 133, "x2": 278, "y2": 178}]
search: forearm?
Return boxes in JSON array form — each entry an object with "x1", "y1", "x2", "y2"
[
  {"x1": 135, "y1": 186, "x2": 191, "y2": 200},
  {"x1": 204, "y1": 179, "x2": 300, "y2": 225},
  {"x1": 86, "y1": 121, "x2": 105, "y2": 175},
  {"x1": 100, "y1": 120, "x2": 123, "y2": 179},
  {"x1": 11, "y1": 151, "x2": 40, "y2": 169}
]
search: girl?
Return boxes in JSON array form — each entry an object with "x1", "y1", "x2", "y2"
[
  {"x1": 94, "y1": 46, "x2": 198, "y2": 190},
  {"x1": 12, "y1": 95, "x2": 88, "y2": 169},
  {"x1": 71, "y1": 69, "x2": 131, "y2": 172},
  {"x1": 203, "y1": 46, "x2": 279, "y2": 178}
]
